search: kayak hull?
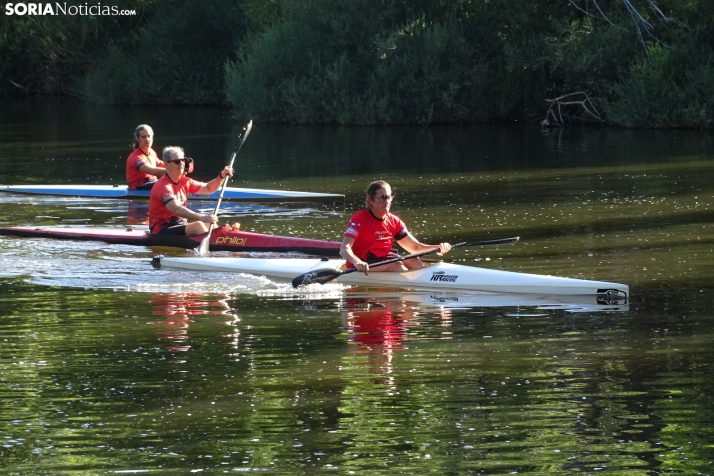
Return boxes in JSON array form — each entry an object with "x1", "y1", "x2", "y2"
[
  {"x1": 155, "y1": 257, "x2": 629, "y2": 297},
  {"x1": 309, "y1": 290, "x2": 629, "y2": 312},
  {"x1": 0, "y1": 184, "x2": 344, "y2": 203},
  {"x1": 0, "y1": 226, "x2": 341, "y2": 255}
]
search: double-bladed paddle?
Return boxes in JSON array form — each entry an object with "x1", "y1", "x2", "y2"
[
  {"x1": 291, "y1": 236, "x2": 520, "y2": 287},
  {"x1": 199, "y1": 120, "x2": 253, "y2": 255}
]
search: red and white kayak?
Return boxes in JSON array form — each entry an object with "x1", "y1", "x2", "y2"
[{"x1": 0, "y1": 226, "x2": 341, "y2": 255}]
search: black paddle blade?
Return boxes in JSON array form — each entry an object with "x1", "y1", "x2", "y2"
[{"x1": 292, "y1": 268, "x2": 343, "y2": 287}]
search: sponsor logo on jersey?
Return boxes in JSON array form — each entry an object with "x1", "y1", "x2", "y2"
[
  {"x1": 345, "y1": 222, "x2": 359, "y2": 236},
  {"x1": 374, "y1": 230, "x2": 391, "y2": 240}
]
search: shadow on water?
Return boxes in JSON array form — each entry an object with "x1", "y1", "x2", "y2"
[{"x1": 2, "y1": 98, "x2": 714, "y2": 183}]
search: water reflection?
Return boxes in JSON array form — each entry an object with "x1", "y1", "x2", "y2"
[
  {"x1": 1, "y1": 279, "x2": 713, "y2": 474},
  {"x1": 126, "y1": 200, "x2": 149, "y2": 225},
  {"x1": 343, "y1": 296, "x2": 453, "y2": 386},
  {"x1": 148, "y1": 293, "x2": 237, "y2": 360},
  {"x1": 336, "y1": 289, "x2": 629, "y2": 392}
]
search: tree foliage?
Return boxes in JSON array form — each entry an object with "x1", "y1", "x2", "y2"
[
  {"x1": 1, "y1": 0, "x2": 713, "y2": 127},
  {"x1": 0, "y1": 0, "x2": 158, "y2": 96}
]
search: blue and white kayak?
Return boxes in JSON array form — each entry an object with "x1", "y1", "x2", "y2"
[
  {"x1": 154, "y1": 256, "x2": 630, "y2": 297},
  {"x1": 0, "y1": 184, "x2": 344, "y2": 203}
]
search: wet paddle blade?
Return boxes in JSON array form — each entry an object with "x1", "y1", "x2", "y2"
[
  {"x1": 198, "y1": 226, "x2": 213, "y2": 255},
  {"x1": 292, "y1": 268, "x2": 344, "y2": 287}
]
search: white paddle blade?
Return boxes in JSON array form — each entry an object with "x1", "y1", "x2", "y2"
[{"x1": 198, "y1": 225, "x2": 213, "y2": 255}]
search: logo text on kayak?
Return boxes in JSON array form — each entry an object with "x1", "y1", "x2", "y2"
[
  {"x1": 215, "y1": 236, "x2": 246, "y2": 245},
  {"x1": 430, "y1": 271, "x2": 458, "y2": 283}
]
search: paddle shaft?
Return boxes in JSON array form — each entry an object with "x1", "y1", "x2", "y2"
[
  {"x1": 199, "y1": 120, "x2": 252, "y2": 254},
  {"x1": 344, "y1": 237, "x2": 519, "y2": 275},
  {"x1": 291, "y1": 236, "x2": 519, "y2": 287},
  {"x1": 209, "y1": 150, "x2": 237, "y2": 217}
]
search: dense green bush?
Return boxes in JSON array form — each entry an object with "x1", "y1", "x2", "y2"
[
  {"x1": 0, "y1": 0, "x2": 156, "y2": 97},
  {"x1": 223, "y1": 0, "x2": 636, "y2": 124},
  {"x1": 227, "y1": 16, "x2": 484, "y2": 124},
  {"x1": 2, "y1": 0, "x2": 714, "y2": 127},
  {"x1": 226, "y1": 0, "x2": 551, "y2": 124},
  {"x1": 84, "y1": 1, "x2": 246, "y2": 104},
  {"x1": 606, "y1": 29, "x2": 714, "y2": 128}
]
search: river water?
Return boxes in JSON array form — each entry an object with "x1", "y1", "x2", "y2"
[{"x1": 0, "y1": 99, "x2": 713, "y2": 474}]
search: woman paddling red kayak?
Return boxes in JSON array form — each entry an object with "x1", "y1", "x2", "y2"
[{"x1": 149, "y1": 146, "x2": 233, "y2": 236}]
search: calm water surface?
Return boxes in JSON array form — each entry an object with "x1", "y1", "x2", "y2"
[{"x1": 0, "y1": 99, "x2": 713, "y2": 474}]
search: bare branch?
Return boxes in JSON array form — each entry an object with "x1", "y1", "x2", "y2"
[
  {"x1": 592, "y1": 0, "x2": 627, "y2": 31},
  {"x1": 542, "y1": 92, "x2": 608, "y2": 126},
  {"x1": 572, "y1": 0, "x2": 684, "y2": 62},
  {"x1": 623, "y1": 0, "x2": 653, "y2": 30},
  {"x1": 568, "y1": 1, "x2": 596, "y2": 18},
  {"x1": 646, "y1": 0, "x2": 688, "y2": 28},
  {"x1": 646, "y1": 0, "x2": 672, "y2": 22}
]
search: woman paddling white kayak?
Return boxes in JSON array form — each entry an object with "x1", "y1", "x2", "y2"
[{"x1": 339, "y1": 180, "x2": 451, "y2": 275}]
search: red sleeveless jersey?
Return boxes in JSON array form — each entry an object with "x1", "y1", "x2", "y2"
[
  {"x1": 149, "y1": 174, "x2": 203, "y2": 233},
  {"x1": 343, "y1": 209, "x2": 408, "y2": 262},
  {"x1": 126, "y1": 148, "x2": 164, "y2": 189}
]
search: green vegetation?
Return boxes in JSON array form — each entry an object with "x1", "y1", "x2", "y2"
[{"x1": 1, "y1": 0, "x2": 713, "y2": 127}]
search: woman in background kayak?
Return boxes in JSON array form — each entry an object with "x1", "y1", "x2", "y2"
[
  {"x1": 340, "y1": 180, "x2": 451, "y2": 275},
  {"x1": 126, "y1": 124, "x2": 166, "y2": 190},
  {"x1": 149, "y1": 146, "x2": 233, "y2": 236}
]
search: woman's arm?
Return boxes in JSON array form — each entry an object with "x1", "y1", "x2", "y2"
[
  {"x1": 138, "y1": 163, "x2": 166, "y2": 177},
  {"x1": 340, "y1": 236, "x2": 370, "y2": 274},
  {"x1": 165, "y1": 200, "x2": 216, "y2": 225},
  {"x1": 196, "y1": 166, "x2": 234, "y2": 195},
  {"x1": 397, "y1": 232, "x2": 451, "y2": 255}
]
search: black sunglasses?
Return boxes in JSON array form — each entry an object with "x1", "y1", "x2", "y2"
[{"x1": 165, "y1": 157, "x2": 191, "y2": 164}]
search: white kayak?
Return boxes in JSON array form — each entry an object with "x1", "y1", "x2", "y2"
[{"x1": 155, "y1": 257, "x2": 629, "y2": 297}]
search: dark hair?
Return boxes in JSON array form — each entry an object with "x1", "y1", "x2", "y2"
[
  {"x1": 365, "y1": 180, "x2": 390, "y2": 209},
  {"x1": 132, "y1": 124, "x2": 153, "y2": 150}
]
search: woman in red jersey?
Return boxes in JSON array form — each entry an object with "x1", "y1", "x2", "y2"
[
  {"x1": 340, "y1": 180, "x2": 451, "y2": 274},
  {"x1": 148, "y1": 146, "x2": 233, "y2": 236},
  {"x1": 126, "y1": 124, "x2": 166, "y2": 190}
]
